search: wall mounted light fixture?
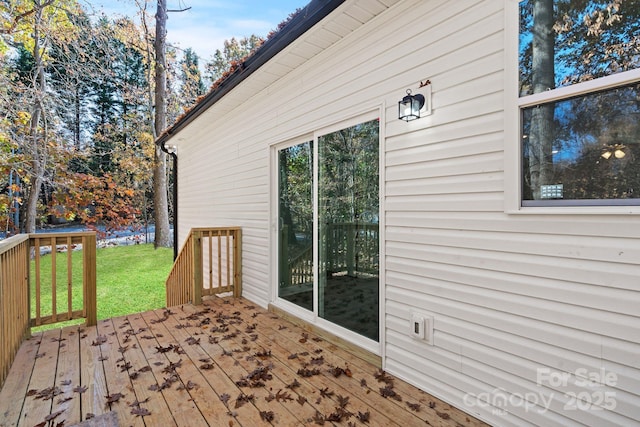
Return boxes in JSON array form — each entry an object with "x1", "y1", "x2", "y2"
[
  {"x1": 398, "y1": 80, "x2": 432, "y2": 121},
  {"x1": 398, "y1": 89, "x2": 425, "y2": 121},
  {"x1": 601, "y1": 144, "x2": 626, "y2": 160}
]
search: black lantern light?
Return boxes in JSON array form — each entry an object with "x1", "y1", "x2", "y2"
[{"x1": 398, "y1": 89, "x2": 425, "y2": 122}]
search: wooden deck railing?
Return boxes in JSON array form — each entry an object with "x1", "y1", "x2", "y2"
[
  {"x1": 30, "y1": 232, "x2": 97, "y2": 328},
  {"x1": 0, "y1": 235, "x2": 30, "y2": 390},
  {"x1": 0, "y1": 231, "x2": 97, "y2": 389},
  {"x1": 280, "y1": 222, "x2": 379, "y2": 290},
  {"x1": 166, "y1": 227, "x2": 242, "y2": 307}
]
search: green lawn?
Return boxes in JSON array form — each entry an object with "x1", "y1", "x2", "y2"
[{"x1": 32, "y1": 244, "x2": 173, "y2": 332}]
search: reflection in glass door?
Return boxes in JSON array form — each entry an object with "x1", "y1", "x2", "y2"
[
  {"x1": 278, "y1": 142, "x2": 314, "y2": 311},
  {"x1": 318, "y1": 119, "x2": 379, "y2": 341},
  {"x1": 277, "y1": 118, "x2": 379, "y2": 342}
]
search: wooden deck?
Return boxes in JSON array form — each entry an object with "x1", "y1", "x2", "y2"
[{"x1": 0, "y1": 296, "x2": 487, "y2": 427}]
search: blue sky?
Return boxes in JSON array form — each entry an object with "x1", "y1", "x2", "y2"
[{"x1": 89, "y1": 0, "x2": 308, "y2": 61}]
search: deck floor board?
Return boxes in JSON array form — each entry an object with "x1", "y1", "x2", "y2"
[{"x1": 0, "y1": 296, "x2": 489, "y2": 427}]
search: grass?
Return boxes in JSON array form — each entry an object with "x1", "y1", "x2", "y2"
[{"x1": 31, "y1": 244, "x2": 173, "y2": 332}]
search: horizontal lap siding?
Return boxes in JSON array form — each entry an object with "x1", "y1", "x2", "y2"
[
  {"x1": 383, "y1": 1, "x2": 640, "y2": 426},
  {"x1": 175, "y1": 0, "x2": 639, "y2": 425}
]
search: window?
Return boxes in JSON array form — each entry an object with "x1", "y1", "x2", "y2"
[{"x1": 517, "y1": 0, "x2": 640, "y2": 207}]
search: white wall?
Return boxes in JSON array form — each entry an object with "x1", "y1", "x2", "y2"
[{"x1": 172, "y1": 0, "x2": 640, "y2": 425}]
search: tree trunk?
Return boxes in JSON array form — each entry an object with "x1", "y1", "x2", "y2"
[
  {"x1": 153, "y1": 0, "x2": 172, "y2": 248},
  {"x1": 528, "y1": 0, "x2": 555, "y2": 199},
  {"x1": 25, "y1": 3, "x2": 47, "y2": 233}
]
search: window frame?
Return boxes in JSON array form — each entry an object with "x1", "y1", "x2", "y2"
[{"x1": 504, "y1": 0, "x2": 640, "y2": 214}]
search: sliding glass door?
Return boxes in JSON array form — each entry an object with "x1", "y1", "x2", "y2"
[{"x1": 278, "y1": 117, "x2": 379, "y2": 342}]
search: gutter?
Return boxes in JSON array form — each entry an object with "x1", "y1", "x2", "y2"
[{"x1": 157, "y1": 0, "x2": 345, "y2": 258}]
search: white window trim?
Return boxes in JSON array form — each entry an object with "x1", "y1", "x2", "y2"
[{"x1": 504, "y1": 0, "x2": 640, "y2": 214}]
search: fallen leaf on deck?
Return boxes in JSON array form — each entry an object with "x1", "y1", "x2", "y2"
[
  {"x1": 34, "y1": 386, "x2": 62, "y2": 400},
  {"x1": 320, "y1": 388, "x2": 334, "y2": 398},
  {"x1": 129, "y1": 398, "x2": 150, "y2": 407},
  {"x1": 436, "y1": 411, "x2": 450, "y2": 420},
  {"x1": 162, "y1": 359, "x2": 182, "y2": 374},
  {"x1": 45, "y1": 409, "x2": 65, "y2": 422},
  {"x1": 407, "y1": 402, "x2": 421, "y2": 412},
  {"x1": 219, "y1": 393, "x2": 231, "y2": 406},
  {"x1": 73, "y1": 385, "x2": 88, "y2": 394},
  {"x1": 119, "y1": 361, "x2": 132, "y2": 372},
  {"x1": 131, "y1": 407, "x2": 151, "y2": 417},
  {"x1": 374, "y1": 369, "x2": 393, "y2": 385},
  {"x1": 380, "y1": 385, "x2": 402, "y2": 401},
  {"x1": 260, "y1": 411, "x2": 274, "y2": 422},
  {"x1": 327, "y1": 408, "x2": 349, "y2": 422},
  {"x1": 297, "y1": 368, "x2": 321, "y2": 378},
  {"x1": 105, "y1": 392, "x2": 125, "y2": 404},
  {"x1": 312, "y1": 411, "x2": 325, "y2": 425},
  {"x1": 234, "y1": 393, "x2": 254, "y2": 408},
  {"x1": 337, "y1": 394, "x2": 350, "y2": 408},
  {"x1": 91, "y1": 335, "x2": 107, "y2": 346},
  {"x1": 275, "y1": 390, "x2": 294, "y2": 402},
  {"x1": 357, "y1": 410, "x2": 370, "y2": 423},
  {"x1": 286, "y1": 379, "x2": 300, "y2": 390}
]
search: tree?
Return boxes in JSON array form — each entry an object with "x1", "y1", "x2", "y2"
[
  {"x1": 1, "y1": 0, "x2": 80, "y2": 232},
  {"x1": 153, "y1": 0, "x2": 171, "y2": 248},
  {"x1": 526, "y1": 0, "x2": 555, "y2": 200},
  {"x1": 204, "y1": 35, "x2": 263, "y2": 84},
  {"x1": 179, "y1": 47, "x2": 205, "y2": 110}
]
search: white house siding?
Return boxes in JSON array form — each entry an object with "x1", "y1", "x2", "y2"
[{"x1": 171, "y1": 0, "x2": 640, "y2": 425}]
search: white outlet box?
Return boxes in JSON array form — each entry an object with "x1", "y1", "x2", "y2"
[{"x1": 410, "y1": 312, "x2": 434, "y2": 345}]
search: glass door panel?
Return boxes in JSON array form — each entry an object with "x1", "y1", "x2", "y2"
[
  {"x1": 317, "y1": 119, "x2": 379, "y2": 341},
  {"x1": 278, "y1": 142, "x2": 314, "y2": 310}
]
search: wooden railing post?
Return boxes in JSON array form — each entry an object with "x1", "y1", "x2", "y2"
[
  {"x1": 279, "y1": 225, "x2": 290, "y2": 288},
  {"x1": 192, "y1": 229, "x2": 203, "y2": 305},
  {"x1": 233, "y1": 228, "x2": 242, "y2": 298},
  {"x1": 83, "y1": 233, "x2": 97, "y2": 326},
  {"x1": 346, "y1": 223, "x2": 355, "y2": 276}
]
